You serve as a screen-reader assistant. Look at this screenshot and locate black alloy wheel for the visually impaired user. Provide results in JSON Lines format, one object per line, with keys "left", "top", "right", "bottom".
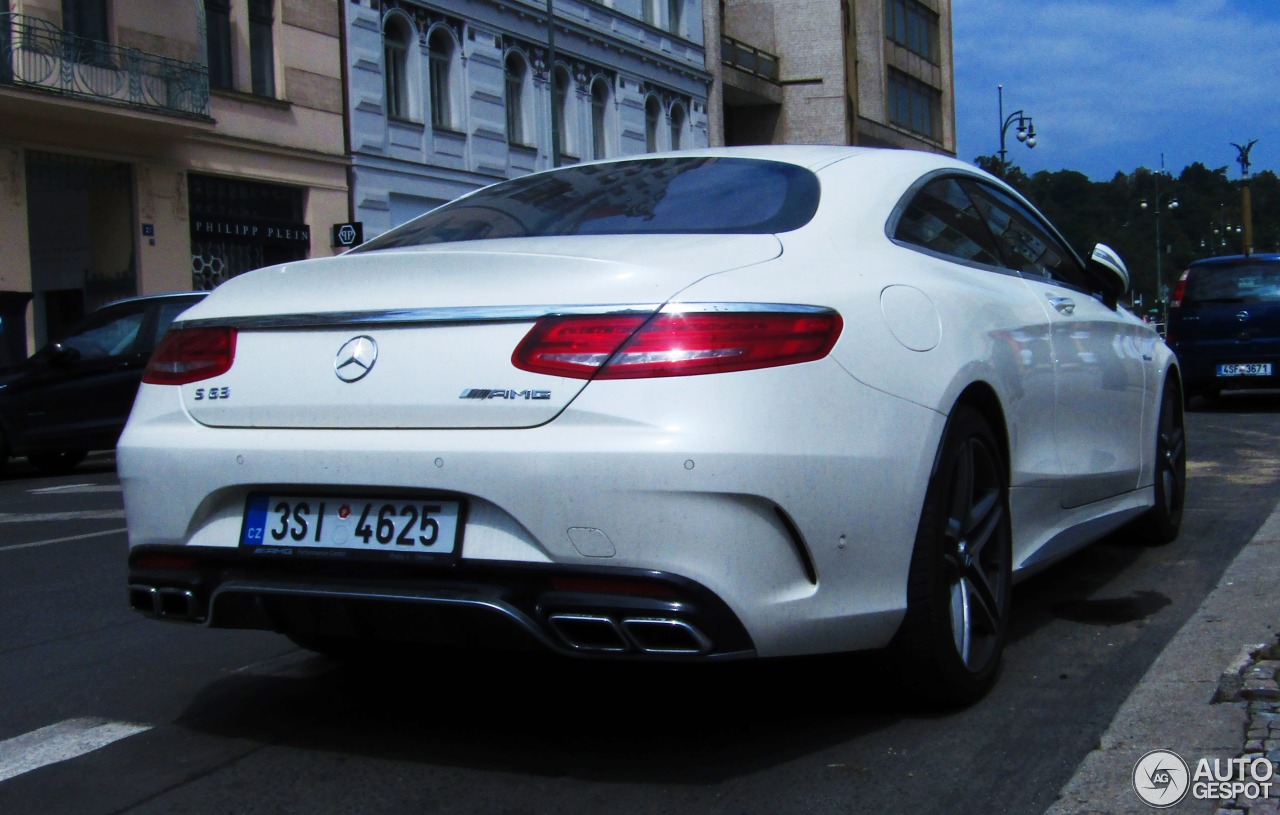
{"left": 1136, "top": 383, "right": 1186, "bottom": 544}
{"left": 892, "top": 405, "right": 1012, "bottom": 707}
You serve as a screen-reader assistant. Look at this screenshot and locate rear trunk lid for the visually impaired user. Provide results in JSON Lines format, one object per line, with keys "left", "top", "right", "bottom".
{"left": 177, "top": 235, "right": 781, "bottom": 429}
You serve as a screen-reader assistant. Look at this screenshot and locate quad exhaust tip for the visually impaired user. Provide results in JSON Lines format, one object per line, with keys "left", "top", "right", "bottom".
{"left": 548, "top": 613, "right": 712, "bottom": 655}
{"left": 129, "top": 584, "right": 199, "bottom": 620}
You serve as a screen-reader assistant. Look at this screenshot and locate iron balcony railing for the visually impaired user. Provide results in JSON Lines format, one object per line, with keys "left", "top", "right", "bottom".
{"left": 721, "top": 35, "right": 779, "bottom": 83}
{"left": 0, "top": 12, "right": 209, "bottom": 118}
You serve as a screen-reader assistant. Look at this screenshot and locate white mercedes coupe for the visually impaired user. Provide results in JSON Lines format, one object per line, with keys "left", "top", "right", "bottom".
{"left": 121, "top": 146, "right": 1184, "bottom": 705}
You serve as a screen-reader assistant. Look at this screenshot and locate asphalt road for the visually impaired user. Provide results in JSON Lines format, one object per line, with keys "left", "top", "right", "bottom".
{"left": 2, "top": 393, "right": 1279, "bottom": 815}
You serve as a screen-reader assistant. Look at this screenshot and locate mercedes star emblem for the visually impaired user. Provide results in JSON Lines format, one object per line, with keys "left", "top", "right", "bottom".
{"left": 335, "top": 336, "right": 378, "bottom": 382}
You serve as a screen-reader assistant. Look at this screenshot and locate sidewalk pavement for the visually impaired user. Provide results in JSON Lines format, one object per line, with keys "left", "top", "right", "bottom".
{"left": 1046, "top": 498, "right": 1280, "bottom": 815}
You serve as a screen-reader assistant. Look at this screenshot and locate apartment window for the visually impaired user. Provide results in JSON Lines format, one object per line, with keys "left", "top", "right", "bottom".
{"left": 249, "top": 0, "right": 275, "bottom": 96}
{"left": 669, "top": 102, "right": 686, "bottom": 150}
{"left": 62, "top": 0, "right": 110, "bottom": 65}
{"left": 888, "top": 68, "right": 940, "bottom": 141}
{"left": 204, "top": 0, "right": 232, "bottom": 89}
{"left": 429, "top": 27, "right": 456, "bottom": 130}
{"left": 554, "top": 65, "right": 574, "bottom": 158}
{"left": 384, "top": 14, "right": 411, "bottom": 120}
{"left": 885, "top": 0, "right": 939, "bottom": 64}
{"left": 591, "top": 78, "right": 612, "bottom": 160}
{"left": 667, "top": 0, "right": 683, "bottom": 36}
{"left": 644, "top": 96, "right": 661, "bottom": 152}
{"left": 642, "top": 0, "right": 658, "bottom": 26}
{"left": 505, "top": 52, "right": 532, "bottom": 145}
{"left": 62, "top": 0, "right": 108, "bottom": 40}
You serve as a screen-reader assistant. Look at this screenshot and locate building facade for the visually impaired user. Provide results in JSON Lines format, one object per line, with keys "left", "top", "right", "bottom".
{"left": 344, "top": 0, "right": 712, "bottom": 238}
{"left": 0, "top": 0, "right": 349, "bottom": 360}
{"left": 707, "top": 0, "right": 955, "bottom": 154}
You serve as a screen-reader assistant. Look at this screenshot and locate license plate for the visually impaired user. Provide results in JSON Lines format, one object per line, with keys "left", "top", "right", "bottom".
{"left": 1216, "top": 363, "right": 1273, "bottom": 377}
{"left": 241, "top": 493, "right": 461, "bottom": 557}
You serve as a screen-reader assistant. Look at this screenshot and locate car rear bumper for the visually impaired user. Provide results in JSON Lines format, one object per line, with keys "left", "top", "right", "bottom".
{"left": 128, "top": 548, "right": 756, "bottom": 659}
{"left": 119, "top": 363, "right": 943, "bottom": 659}
{"left": 1175, "top": 350, "right": 1280, "bottom": 392}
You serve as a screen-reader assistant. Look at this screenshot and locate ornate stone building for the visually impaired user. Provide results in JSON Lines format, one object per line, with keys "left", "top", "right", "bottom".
{"left": 344, "top": 0, "right": 711, "bottom": 237}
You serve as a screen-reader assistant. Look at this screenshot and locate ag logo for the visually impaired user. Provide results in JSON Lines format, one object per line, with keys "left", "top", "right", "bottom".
{"left": 1133, "top": 749, "right": 1190, "bottom": 808}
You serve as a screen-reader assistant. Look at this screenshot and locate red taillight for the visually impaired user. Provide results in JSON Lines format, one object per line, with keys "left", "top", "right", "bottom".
{"left": 143, "top": 327, "right": 237, "bottom": 385}
{"left": 1169, "top": 270, "right": 1189, "bottom": 310}
{"left": 512, "top": 311, "right": 843, "bottom": 379}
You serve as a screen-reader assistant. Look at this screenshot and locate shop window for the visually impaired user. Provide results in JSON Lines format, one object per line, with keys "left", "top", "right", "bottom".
{"left": 188, "top": 174, "right": 308, "bottom": 289}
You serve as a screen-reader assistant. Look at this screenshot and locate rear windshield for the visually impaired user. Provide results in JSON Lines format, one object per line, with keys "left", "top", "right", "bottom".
{"left": 1184, "top": 263, "right": 1280, "bottom": 305}
{"left": 354, "top": 157, "right": 821, "bottom": 251}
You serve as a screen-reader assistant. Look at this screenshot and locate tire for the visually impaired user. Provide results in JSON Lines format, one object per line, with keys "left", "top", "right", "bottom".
{"left": 891, "top": 405, "right": 1012, "bottom": 707}
{"left": 27, "top": 450, "right": 88, "bottom": 474}
{"left": 1133, "top": 382, "right": 1186, "bottom": 545}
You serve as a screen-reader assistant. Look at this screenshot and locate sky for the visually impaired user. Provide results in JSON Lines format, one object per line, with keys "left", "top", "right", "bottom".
{"left": 952, "top": 0, "right": 1280, "bottom": 181}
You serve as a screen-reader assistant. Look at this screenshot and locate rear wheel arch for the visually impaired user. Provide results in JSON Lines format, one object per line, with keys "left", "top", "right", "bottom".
{"left": 948, "top": 383, "right": 1011, "bottom": 482}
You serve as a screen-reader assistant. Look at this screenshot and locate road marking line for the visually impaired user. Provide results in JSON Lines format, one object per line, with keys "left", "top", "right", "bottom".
{"left": 28, "top": 484, "right": 122, "bottom": 495}
{"left": 0, "top": 718, "right": 151, "bottom": 783}
{"left": 0, "top": 510, "right": 126, "bottom": 523}
{"left": 0, "top": 527, "right": 127, "bottom": 552}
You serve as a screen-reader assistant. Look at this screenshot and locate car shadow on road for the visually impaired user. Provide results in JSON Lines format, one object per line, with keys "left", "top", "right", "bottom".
{"left": 174, "top": 642, "right": 952, "bottom": 784}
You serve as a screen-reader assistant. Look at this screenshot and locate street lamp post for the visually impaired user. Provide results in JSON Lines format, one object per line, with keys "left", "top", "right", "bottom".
{"left": 997, "top": 84, "right": 1036, "bottom": 178}
{"left": 1140, "top": 170, "right": 1178, "bottom": 320}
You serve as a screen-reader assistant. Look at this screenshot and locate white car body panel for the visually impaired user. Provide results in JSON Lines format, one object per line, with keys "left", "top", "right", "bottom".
{"left": 119, "top": 146, "right": 1179, "bottom": 667}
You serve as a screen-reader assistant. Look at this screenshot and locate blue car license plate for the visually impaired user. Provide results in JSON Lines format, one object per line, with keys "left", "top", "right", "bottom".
{"left": 241, "top": 493, "right": 461, "bottom": 557}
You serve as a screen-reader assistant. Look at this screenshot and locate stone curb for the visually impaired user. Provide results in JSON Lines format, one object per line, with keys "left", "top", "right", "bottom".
{"left": 1044, "top": 499, "right": 1280, "bottom": 815}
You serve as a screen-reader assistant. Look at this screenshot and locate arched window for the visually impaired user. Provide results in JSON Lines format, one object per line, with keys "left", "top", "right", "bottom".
{"left": 383, "top": 13, "right": 412, "bottom": 120}
{"left": 505, "top": 51, "right": 532, "bottom": 146}
{"left": 590, "top": 78, "right": 613, "bottom": 160}
{"left": 669, "top": 102, "right": 687, "bottom": 150}
{"left": 428, "top": 27, "right": 457, "bottom": 130}
{"left": 553, "top": 65, "right": 575, "bottom": 159}
{"left": 644, "top": 95, "right": 661, "bottom": 152}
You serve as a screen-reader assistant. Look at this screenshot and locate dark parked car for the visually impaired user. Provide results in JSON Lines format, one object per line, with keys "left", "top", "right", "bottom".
{"left": 0, "top": 292, "right": 205, "bottom": 474}
{"left": 1166, "top": 254, "right": 1280, "bottom": 404}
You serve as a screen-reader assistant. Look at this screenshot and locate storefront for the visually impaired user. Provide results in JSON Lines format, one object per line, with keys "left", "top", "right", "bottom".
{"left": 188, "top": 173, "right": 311, "bottom": 289}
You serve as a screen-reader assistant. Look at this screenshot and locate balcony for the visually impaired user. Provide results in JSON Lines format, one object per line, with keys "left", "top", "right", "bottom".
{"left": 0, "top": 12, "right": 209, "bottom": 120}
{"left": 721, "top": 35, "right": 779, "bottom": 82}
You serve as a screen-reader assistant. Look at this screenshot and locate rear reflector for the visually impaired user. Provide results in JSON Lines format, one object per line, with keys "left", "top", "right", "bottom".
{"left": 513, "top": 311, "right": 842, "bottom": 379}
{"left": 143, "top": 327, "right": 237, "bottom": 385}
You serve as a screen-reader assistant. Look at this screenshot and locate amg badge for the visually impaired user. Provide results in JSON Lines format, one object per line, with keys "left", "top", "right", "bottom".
{"left": 460, "top": 389, "right": 551, "bottom": 400}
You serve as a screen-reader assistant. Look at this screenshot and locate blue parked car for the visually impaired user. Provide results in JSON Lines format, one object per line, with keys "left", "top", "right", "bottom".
{"left": 1166, "top": 254, "right": 1280, "bottom": 404}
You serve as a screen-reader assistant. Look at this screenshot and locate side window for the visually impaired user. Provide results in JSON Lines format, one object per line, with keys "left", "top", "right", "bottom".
{"left": 893, "top": 177, "right": 1003, "bottom": 266}
{"left": 965, "top": 182, "right": 1086, "bottom": 287}
{"left": 59, "top": 307, "right": 147, "bottom": 360}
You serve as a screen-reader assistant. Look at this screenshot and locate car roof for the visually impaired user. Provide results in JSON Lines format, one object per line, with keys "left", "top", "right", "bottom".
{"left": 1187, "top": 254, "right": 1280, "bottom": 268}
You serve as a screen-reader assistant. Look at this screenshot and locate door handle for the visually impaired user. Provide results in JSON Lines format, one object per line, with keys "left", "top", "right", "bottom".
{"left": 1047, "top": 295, "right": 1075, "bottom": 315}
